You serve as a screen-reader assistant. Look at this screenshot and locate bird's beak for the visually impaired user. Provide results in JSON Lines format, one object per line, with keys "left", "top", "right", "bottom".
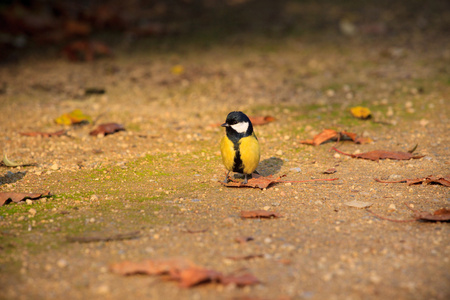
{"left": 221, "top": 123, "right": 229, "bottom": 127}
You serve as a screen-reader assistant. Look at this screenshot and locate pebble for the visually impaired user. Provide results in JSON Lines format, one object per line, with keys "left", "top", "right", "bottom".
{"left": 290, "top": 167, "right": 301, "bottom": 173}
{"left": 263, "top": 206, "right": 271, "bottom": 211}
{"left": 276, "top": 150, "right": 283, "bottom": 156}
{"left": 50, "top": 164, "right": 59, "bottom": 171}
{"left": 334, "top": 153, "right": 340, "bottom": 159}
{"left": 57, "top": 259, "right": 68, "bottom": 268}
{"left": 388, "top": 204, "right": 397, "bottom": 211}
{"left": 389, "top": 174, "right": 402, "bottom": 180}
{"left": 28, "top": 208, "right": 36, "bottom": 217}
{"left": 90, "top": 195, "right": 99, "bottom": 201}
{"left": 26, "top": 199, "right": 33, "bottom": 205}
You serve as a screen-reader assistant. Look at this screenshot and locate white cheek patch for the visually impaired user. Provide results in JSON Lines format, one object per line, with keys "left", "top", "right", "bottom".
{"left": 231, "top": 122, "right": 249, "bottom": 133}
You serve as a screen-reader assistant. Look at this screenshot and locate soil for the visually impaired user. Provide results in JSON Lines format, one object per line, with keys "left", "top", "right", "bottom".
{"left": 1, "top": 1, "right": 449, "bottom": 300}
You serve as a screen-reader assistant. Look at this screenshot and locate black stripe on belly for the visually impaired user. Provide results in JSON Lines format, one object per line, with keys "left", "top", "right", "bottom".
{"left": 232, "top": 148, "right": 244, "bottom": 173}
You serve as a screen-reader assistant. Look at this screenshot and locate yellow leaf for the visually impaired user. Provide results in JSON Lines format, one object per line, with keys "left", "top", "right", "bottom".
{"left": 350, "top": 106, "right": 371, "bottom": 119}
{"left": 171, "top": 65, "right": 184, "bottom": 75}
{"left": 55, "top": 109, "right": 92, "bottom": 125}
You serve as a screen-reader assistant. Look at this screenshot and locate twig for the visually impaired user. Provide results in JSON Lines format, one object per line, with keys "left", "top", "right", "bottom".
{"left": 225, "top": 254, "right": 264, "bottom": 260}
{"left": 366, "top": 209, "right": 417, "bottom": 223}
{"left": 66, "top": 231, "right": 141, "bottom": 243}
{"left": 184, "top": 228, "right": 209, "bottom": 234}
{"left": 374, "top": 178, "right": 407, "bottom": 184}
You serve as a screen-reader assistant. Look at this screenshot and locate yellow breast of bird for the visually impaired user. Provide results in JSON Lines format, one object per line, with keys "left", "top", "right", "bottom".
{"left": 220, "top": 135, "right": 235, "bottom": 171}
{"left": 239, "top": 133, "right": 260, "bottom": 174}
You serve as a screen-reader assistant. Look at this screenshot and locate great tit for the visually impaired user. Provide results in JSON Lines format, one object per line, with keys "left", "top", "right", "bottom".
{"left": 220, "top": 111, "right": 260, "bottom": 184}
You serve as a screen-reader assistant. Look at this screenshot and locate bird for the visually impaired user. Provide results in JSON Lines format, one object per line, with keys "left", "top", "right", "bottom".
{"left": 220, "top": 111, "right": 260, "bottom": 184}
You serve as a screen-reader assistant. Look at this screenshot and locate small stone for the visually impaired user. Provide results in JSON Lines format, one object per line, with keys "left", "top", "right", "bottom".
{"left": 28, "top": 208, "right": 37, "bottom": 217}
{"left": 419, "top": 119, "right": 429, "bottom": 126}
{"left": 90, "top": 195, "right": 99, "bottom": 201}
{"left": 95, "top": 284, "right": 110, "bottom": 295}
{"left": 264, "top": 237, "right": 272, "bottom": 244}
{"left": 50, "top": 164, "right": 59, "bottom": 171}
{"left": 276, "top": 150, "right": 283, "bottom": 156}
{"left": 57, "top": 259, "right": 68, "bottom": 268}
{"left": 26, "top": 199, "right": 33, "bottom": 205}
{"left": 290, "top": 167, "right": 301, "bottom": 173}
{"left": 223, "top": 217, "right": 235, "bottom": 225}
{"left": 389, "top": 174, "right": 402, "bottom": 180}
{"left": 334, "top": 153, "right": 341, "bottom": 159}
{"left": 388, "top": 204, "right": 396, "bottom": 211}
{"left": 386, "top": 106, "right": 394, "bottom": 117}
{"left": 263, "top": 206, "right": 271, "bottom": 211}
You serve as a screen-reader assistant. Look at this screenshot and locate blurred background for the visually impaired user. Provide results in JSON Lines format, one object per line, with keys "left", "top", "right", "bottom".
{"left": 1, "top": 0, "right": 449, "bottom": 63}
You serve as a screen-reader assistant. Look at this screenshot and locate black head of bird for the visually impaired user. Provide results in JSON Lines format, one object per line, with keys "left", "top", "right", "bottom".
{"left": 221, "top": 111, "right": 254, "bottom": 140}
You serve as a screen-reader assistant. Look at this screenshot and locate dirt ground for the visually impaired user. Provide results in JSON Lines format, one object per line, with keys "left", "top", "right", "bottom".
{"left": 1, "top": 1, "right": 450, "bottom": 300}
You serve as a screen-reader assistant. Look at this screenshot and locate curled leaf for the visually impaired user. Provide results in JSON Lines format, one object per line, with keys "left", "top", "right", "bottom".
{"left": 300, "top": 129, "right": 372, "bottom": 146}
{"left": 0, "top": 191, "right": 51, "bottom": 206}
{"left": 90, "top": 123, "right": 125, "bottom": 136}
{"left": 55, "top": 109, "right": 92, "bottom": 125}
{"left": 2, "top": 154, "right": 36, "bottom": 167}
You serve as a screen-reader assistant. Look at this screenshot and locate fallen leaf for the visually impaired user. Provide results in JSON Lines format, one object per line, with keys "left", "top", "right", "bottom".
{"left": 0, "top": 191, "right": 51, "bottom": 206}
{"left": 344, "top": 200, "right": 373, "bottom": 208}
{"left": 248, "top": 116, "right": 276, "bottom": 126}
{"left": 171, "top": 65, "right": 184, "bottom": 75}
{"left": 240, "top": 210, "right": 282, "bottom": 218}
{"left": 323, "top": 168, "right": 337, "bottom": 174}
{"left": 62, "top": 40, "right": 111, "bottom": 62}
{"left": 374, "top": 175, "right": 450, "bottom": 187}
{"left": 367, "top": 204, "right": 450, "bottom": 222}
{"left": 414, "top": 208, "right": 450, "bottom": 222}
{"left": 110, "top": 257, "right": 260, "bottom": 288}
{"left": 350, "top": 106, "right": 371, "bottom": 119}
{"left": 90, "top": 123, "right": 125, "bottom": 136}
{"left": 300, "top": 129, "right": 372, "bottom": 146}
{"left": 220, "top": 173, "right": 339, "bottom": 189}
{"left": 20, "top": 129, "right": 66, "bottom": 138}
{"left": 332, "top": 147, "right": 424, "bottom": 161}
{"left": 55, "top": 109, "right": 92, "bottom": 125}
{"left": 235, "top": 236, "right": 254, "bottom": 244}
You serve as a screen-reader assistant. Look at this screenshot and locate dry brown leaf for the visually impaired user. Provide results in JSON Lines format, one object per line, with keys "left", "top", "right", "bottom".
{"left": 248, "top": 116, "right": 276, "bottom": 126}
{"left": 220, "top": 174, "right": 339, "bottom": 189}
{"left": 300, "top": 129, "right": 372, "bottom": 146}
{"left": 235, "top": 236, "right": 254, "bottom": 244}
{"left": 414, "top": 208, "right": 450, "bottom": 222}
{"left": 375, "top": 175, "right": 450, "bottom": 187}
{"left": 332, "top": 147, "right": 424, "bottom": 161}
{"left": 62, "top": 40, "right": 112, "bottom": 62}
{"left": 90, "top": 123, "right": 125, "bottom": 136}
{"left": 110, "top": 257, "right": 260, "bottom": 288}
{"left": 240, "top": 210, "right": 282, "bottom": 218}
{"left": 20, "top": 129, "right": 66, "bottom": 138}
{"left": 367, "top": 204, "right": 450, "bottom": 222}
{"left": 0, "top": 191, "right": 51, "bottom": 206}
{"left": 323, "top": 168, "right": 337, "bottom": 174}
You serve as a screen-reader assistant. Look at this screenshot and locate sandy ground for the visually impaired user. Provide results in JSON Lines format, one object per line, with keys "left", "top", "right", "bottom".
{"left": 1, "top": 2, "right": 450, "bottom": 299}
